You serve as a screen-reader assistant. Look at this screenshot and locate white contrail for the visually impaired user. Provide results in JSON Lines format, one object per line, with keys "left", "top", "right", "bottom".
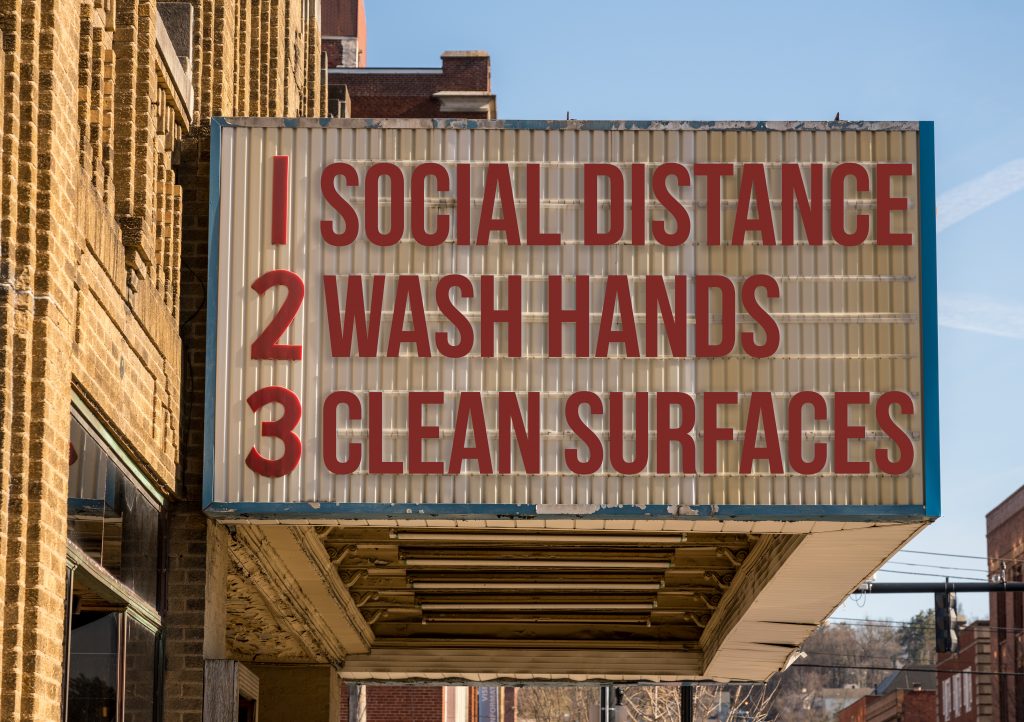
{"left": 939, "top": 294, "right": 1024, "bottom": 340}
{"left": 937, "top": 158, "right": 1024, "bottom": 232}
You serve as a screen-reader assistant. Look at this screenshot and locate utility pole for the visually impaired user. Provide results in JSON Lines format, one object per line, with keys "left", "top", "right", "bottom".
{"left": 600, "top": 686, "right": 615, "bottom": 722}
{"left": 680, "top": 685, "right": 694, "bottom": 722}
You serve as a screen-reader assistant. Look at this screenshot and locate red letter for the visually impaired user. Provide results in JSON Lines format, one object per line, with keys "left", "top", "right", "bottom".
{"left": 595, "top": 276, "right": 640, "bottom": 358}
{"left": 702, "top": 392, "right": 737, "bottom": 474}
{"left": 408, "top": 392, "right": 444, "bottom": 474}
{"left": 656, "top": 392, "right": 696, "bottom": 474}
{"left": 246, "top": 386, "right": 302, "bottom": 477}
{"left": 456, "top": 163, "right": 472, "bottom": 245}
{"left": 411, "top": 163, "right": 450, "bottom": 246}
{"left": 787, "top": 391, "right": 827, "bottom": 474}
{"left": 739, "top": 392, "right": 783, "bottom": 473}
{"left": 876, "top": 163, "right": 913, "bottom": 246}
{"left": 449, "top": 392, "right": 493, "bottom": 474}
{"left": 781, "top": 163, "right": 823, "bottom": 245}
{"left": 498, "top": 392, "right": 540, "bottom": 473}
{"left": 565, "top": 392, "right": 604, "bottom": 474}
{"left": 480, "top": 275, "right": 522, "bottom": 357}
{"left": 694, "top": 164, "right": 732, "bottom": 245}
{"left": 527, "top": 164, "right": 559, "bottom": 245}
{"left": 610, "top": 392, "right": 648, "bottom": 474}
{"left": 321, "top": 162, "right": 359, "bottom": 246}
{"left": 733, "top": 164, "right": 775, "bottom": 245}
{"left": 695, "top": 275, "right": 736, "bottom": 357}
{"left": 584, "top": 164, "right": 624, "bottom": 245}
{"left": 740, "top": 275, "right": 780, "bottom": 358}
{"left": 834, "top": 391, "right": 870, "bottom": 474}
{"left": 548, "top": 276, "right": 590, "bottom": 358}
{"left": 477, "top": 164, "right": 520, "bottom": 245}
{"left": 251, "top": 269, "right": 304, "bottom": 361}
{"left": 831, "top": 163, "right": 870, "bottom": 246}
{"left": 387, "top": 276, "right": 431, "bottom": 357}
{"left": 368, "top": 392, "right": 401, "bottom": 473}
{"left": 630, "top": 163, "right": 646, "bottom": 245}
{"left": 272, "top": 155, "right": 289, "bottom": 245}
{"left": 324, "top": 275, "right": 384, "bottom": 357}
{"left": 323, "top": 391, "right": 361, "bottom": 474}
{"left": 435, "top": 275, "right": 474, "bottom": 358}
{"left": 645, "top": 276, "right": 686, "bottom": 358}
{"left": 651, "top": 163, "right": 690, "bottom": 246}
{"left": 875, "top": 391, "right": 915, "bottom": 474}
{"left": 365, "top": 163, "right": 404, "bottom": 247}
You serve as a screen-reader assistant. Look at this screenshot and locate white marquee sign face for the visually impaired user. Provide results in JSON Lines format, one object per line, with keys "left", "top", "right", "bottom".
{"left": 204, "top": 119, "right": 938, "bottom": 520}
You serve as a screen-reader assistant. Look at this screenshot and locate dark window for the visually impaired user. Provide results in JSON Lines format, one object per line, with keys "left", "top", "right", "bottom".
{"left": 122, "top": 617, "right": 157, "bottom": 722}
{"left": 66, "top": 612, "right": 119, "bottom": 722}
{"left": 68, "top": 417, "right": 162, "bottom": 608}
{"left": 64, "top": 410, "right": 165, "bottom": 722}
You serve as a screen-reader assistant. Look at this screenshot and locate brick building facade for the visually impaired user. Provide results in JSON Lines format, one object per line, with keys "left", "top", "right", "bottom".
{"left": 1, "top": 0, "right": 323, "bottom": 710}
{"left": 937, "top": 622, "right": 993, "bottom": 722}
{"left": 986, "top": 486, "right": 1024, "bottom": 721}
{"left": 323, "top": 0, "right": 494, "bottom": 119}
{"left": 328, "top": 51, "right": 496, "bottom": 119}
{"left": 838, "top": 689, "right": 937, "bottom": 722}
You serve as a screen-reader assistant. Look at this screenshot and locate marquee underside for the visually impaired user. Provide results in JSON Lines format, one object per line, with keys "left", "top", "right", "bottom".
{"left": 220, "top": 518, "right": 925, "bottom": 682}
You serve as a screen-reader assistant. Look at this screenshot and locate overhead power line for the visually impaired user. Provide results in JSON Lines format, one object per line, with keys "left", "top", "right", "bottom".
{"left": 794, "top": 663, "right": 1024, "bottom": 679}
{"left": 885, "top": 561, "right": 991, "bottom": 575}
{"left": 898, "top": 549, "right": 1022, "bottom": 565}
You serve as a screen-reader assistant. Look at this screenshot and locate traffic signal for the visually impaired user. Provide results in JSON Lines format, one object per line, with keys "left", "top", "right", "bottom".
{"left": 935, "top": 591, "right": 959, "bottom": 654}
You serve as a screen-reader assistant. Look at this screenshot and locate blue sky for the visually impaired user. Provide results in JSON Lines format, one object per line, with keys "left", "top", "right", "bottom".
{"left": 367, "top": 0, "right": 1024, "bottom": 622}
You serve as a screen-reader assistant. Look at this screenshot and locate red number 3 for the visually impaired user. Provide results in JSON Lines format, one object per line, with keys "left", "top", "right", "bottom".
{"left": 246, "top": 386, "right": 302, "bottom": 477}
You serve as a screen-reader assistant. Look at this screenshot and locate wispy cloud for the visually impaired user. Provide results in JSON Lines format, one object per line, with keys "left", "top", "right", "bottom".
{"left": 939, "top": 294, "right": 1024, "bottom": 340}
{"left": 937, "top": 158, "right": 1024, "bottom": 232}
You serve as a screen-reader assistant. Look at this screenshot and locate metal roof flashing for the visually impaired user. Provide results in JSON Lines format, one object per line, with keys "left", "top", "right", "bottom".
{"left": 217, "top": 117, "right": 922, "bottom": 131}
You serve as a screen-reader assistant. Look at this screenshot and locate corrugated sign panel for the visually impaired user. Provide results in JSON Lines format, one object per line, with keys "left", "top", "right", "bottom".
{"left": 205, "top": 119, "right": 936, "bottom": 519}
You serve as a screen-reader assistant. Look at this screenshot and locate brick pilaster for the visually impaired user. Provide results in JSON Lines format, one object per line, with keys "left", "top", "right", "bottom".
{"left": 0, "top": 0, "right": 82, "bottom": 716}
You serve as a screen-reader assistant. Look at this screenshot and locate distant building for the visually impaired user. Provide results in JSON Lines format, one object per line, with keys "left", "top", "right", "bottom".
{"left": 322, "top": 0, "right": 495, "bottom": 119}
{"left": 937, "top": 621, "right": 993, "bottom": 722}
{"left": 986, "top": 486, "right": 1024, "bottom": 721}
{"left": 816, "top": 686, "right": 876, "bottom": 719}
{"left": 838, "top": 667, "right": 937, "bottom": 722}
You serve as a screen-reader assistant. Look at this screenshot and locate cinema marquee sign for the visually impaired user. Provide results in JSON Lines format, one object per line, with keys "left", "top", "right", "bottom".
{"left": 204, "top": 119, "right": 937, "bottom": 520}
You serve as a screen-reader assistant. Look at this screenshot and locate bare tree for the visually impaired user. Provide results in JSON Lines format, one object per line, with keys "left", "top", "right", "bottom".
{"left": 517, "top": 686, "right": 598, "bottom": 722}
{"left": 619, "top": 685, "right": 681, "bottom": 721}
{"left": 615, "top": 682, "right": 778, "bottom": 721}
{"left": 519, "top": 613, "right": 932, "bottom": 721}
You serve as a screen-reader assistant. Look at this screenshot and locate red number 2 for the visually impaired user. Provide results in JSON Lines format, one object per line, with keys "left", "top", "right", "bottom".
{"left": 246, "top": 386, "right": 302, "bottom": 477}
{"left": 251, "top": 269, "right": 304, "bottom": 360}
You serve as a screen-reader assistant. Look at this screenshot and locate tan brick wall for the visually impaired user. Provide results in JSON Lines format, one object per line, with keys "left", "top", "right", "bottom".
{"left": 0, "top": 0, "right": 323, "bottom": 715}
{"left": 0, "top": 0, "right": 81, "bottom": 716}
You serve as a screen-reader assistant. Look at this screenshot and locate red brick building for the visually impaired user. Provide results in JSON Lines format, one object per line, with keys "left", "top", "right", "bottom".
{"left": 986, "top": 486, "right": 1024, "bottom": 721}
{"left": 322, "top": 0, "right": 495, "bottom": 119}
{"left": 839, "top": 669, "right": 937, "bottom": 722}
{"left": 838, "top": 689, "right": 937, "bottom": 722}
{"left": 937, "top": 622, "right": 993, "bottom": 722}
{"left": 338, "top": 685, "right": 516, "bottom": 722}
